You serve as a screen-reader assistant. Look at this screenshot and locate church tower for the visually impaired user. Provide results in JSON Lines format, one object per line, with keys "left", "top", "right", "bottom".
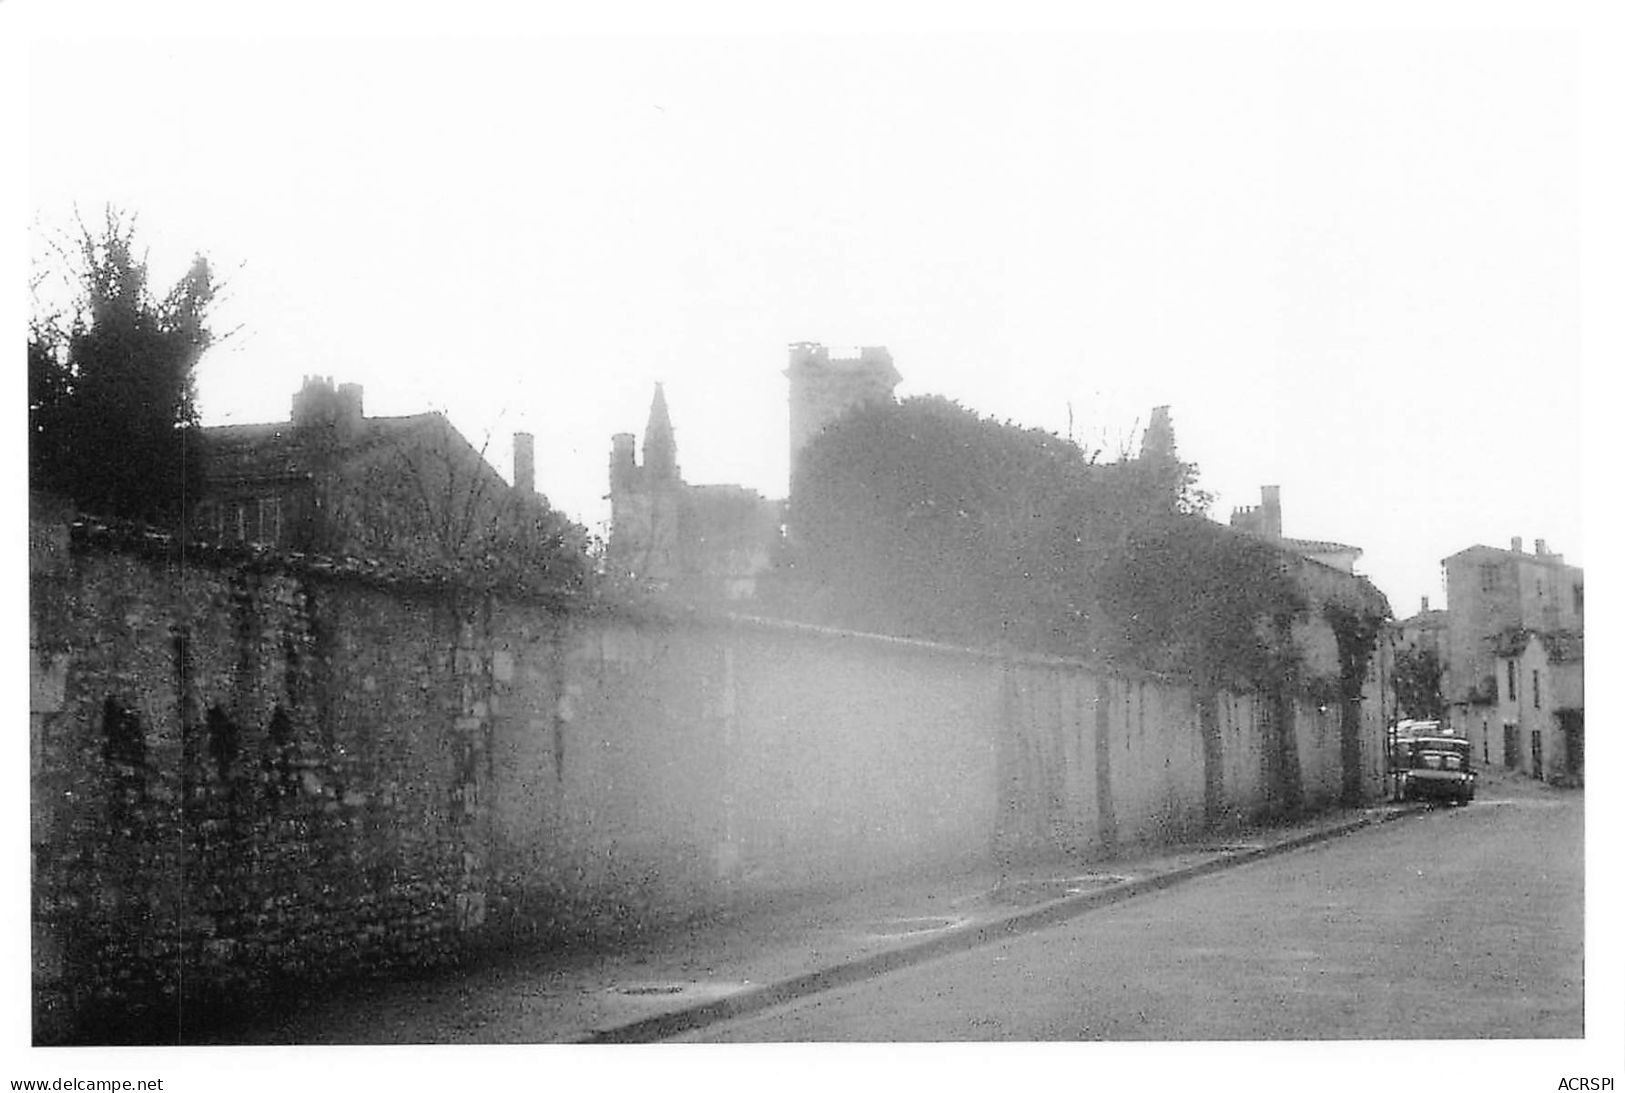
{"left": 606, "top": 383, "right": 685, "bottom": 583}
{"left": 785, "top": 342, "right": 901, "bottom": 490}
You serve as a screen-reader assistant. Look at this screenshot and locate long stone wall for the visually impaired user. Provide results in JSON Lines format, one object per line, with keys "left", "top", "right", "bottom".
{"left": 29, "top": 515, "right": 1388, "bottom": 1042}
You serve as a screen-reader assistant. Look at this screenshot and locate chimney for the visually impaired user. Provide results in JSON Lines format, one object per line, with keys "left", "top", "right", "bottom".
{"left": 514, "top": 432, "right": 535, "bottom": 495}
{"left": 1534, "top": 539, "right": 1548, "bottom": 556}
{"left": 291, "top": 374, "right": 331, "bottom": 429}
{"left": 292, "top": 376, "right": 364, "bottom": 440}
{"left": 1420, "top": 596, "right": 1430, "bottom": 613}
{"left": 1511, "top": 536, "right": 1523, "bottom": 553}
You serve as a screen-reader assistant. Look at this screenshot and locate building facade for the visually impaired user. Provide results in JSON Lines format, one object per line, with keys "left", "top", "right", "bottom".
{"left": 1486, "top": 629, "right": 1584, "bottom": 784}
{"left": 607, "top": 383, "right": 783, "bottom": 599}
{"left": 785, "top": 342, "right": 901, "bottom": 489}
{"left": 196, "top": 375, "right": 539, "bottom": 566}
{"left": 1441, "top": 538, "right": 1584, "bottom": 781}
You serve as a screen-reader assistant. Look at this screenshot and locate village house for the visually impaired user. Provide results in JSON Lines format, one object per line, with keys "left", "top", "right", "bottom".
{"left": 1229, "top": 485, "right": 1364, "bottom": 574}
{"left": 1383, "top": 595, "right": 1449, "bottom": 722}
{"left": 1392, "top": 595, "right": 1449, "bottom": 660}
{"left": 1440, "top": 537, "right": 1584, "bottom": 780}
{"left": 196, "top": 375, "right": 544, "bottom": 567}
{"left": 1488, "top": 628, "right": 1584, "bottom": 784}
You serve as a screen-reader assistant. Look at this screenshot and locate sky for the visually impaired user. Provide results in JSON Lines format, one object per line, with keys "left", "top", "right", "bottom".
{"left": 8, "top": 3, "right": 1623, "bottom": 1088}
{"left": 21, "top": 20, "right": 1589, "bottom": 620}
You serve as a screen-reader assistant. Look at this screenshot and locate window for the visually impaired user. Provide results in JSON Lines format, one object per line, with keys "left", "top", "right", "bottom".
{"left": 255, "top": 496, "right": 282, "bottom": 545}
{"left": 1480, "top": 563, "right": 1503, "bottom": 592}
{"left": 1506, "top": 660, "right": 1517, "bottom": 702}
{"left": 1532, "top": 669, "right": 1541, "bottom": 710}
{"left": 1574, "top": 583, "right": 1584, "bottom": 616}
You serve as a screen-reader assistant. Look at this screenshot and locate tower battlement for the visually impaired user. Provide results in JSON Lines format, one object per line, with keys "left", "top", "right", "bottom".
{"left": 785, "top": 341, "right": 902, "bottom": 487}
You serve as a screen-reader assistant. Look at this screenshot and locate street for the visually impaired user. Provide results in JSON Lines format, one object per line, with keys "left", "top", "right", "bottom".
{"left": 682, "top": 776, "right": 1583, "bottom": 1041}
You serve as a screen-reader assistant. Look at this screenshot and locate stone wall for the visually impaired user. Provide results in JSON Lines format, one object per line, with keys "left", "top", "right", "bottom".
{"left": 30, "top": 513, "right": 1387, "bottom": 1043}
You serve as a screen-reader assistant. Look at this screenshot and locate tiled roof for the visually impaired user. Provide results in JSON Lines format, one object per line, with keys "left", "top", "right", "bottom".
{"left": 200, "top": 414, "right": 442, "bottom": 482}
{"left": 1282, "top": 536, "right": 1361, "bottom": 557}
{"left": 1442, "top": 543, "right": 1577, "bottom": 571}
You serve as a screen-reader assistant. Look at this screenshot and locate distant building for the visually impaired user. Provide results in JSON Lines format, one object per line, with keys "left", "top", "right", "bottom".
{"left": 197, "top": 375, "right": 539, "bottom": 565}
{"left": 1228, "top": 485, "right": 1364, "bottom": 573}
{"left": 1393, "top": 596, "right": 1449, "bottom": 660}
{"left": 1385, "top": 595, "right": 1449, "bottom": 722}
{"left": 607, "top": 383, "right": 783, "bottom": 599}
{"left": 785, "top": 342, "right": 901, "bottom": 488}
{"left": 1487, "top": 628, "right": 1584, "bottom": 784}
{"left": 1441, "top": 537, "right": 1584, "bottom": 780}
{"left": 607, "top": 343, "right": 905, "bottom": 601}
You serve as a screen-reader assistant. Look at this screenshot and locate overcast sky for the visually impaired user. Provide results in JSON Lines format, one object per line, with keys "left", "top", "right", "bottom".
{"left": 25, "top": 27, "right": 1586, "bottom": 617}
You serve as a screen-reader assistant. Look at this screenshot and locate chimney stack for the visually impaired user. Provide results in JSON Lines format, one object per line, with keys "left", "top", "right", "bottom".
{"left": 292, "top": 375, "right": 363, "bottom": 441}
{"left": 1420, "top": 596, "right": 1430, "bottom": 613}
{"left": 1511, "top": 536, "right": 1523, "bottom": 553}
{"left": 1534, "top": 538, "right": 1548, "bottom": 556}
{"left": 514, "top": 432, "right": 535, "bottom": 495}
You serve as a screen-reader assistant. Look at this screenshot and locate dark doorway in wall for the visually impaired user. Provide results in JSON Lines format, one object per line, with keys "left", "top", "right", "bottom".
{"left": 1558, "top": 709, "right": 1584, "bottom": 784}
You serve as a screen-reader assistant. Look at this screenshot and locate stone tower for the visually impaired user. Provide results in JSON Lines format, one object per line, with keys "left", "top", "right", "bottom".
{"left": 785, "top": 342, "right": 902, "bottom": 489}
{"left": 1140, "top": 405, "right": 1177, "bottom": 463}
{"left": 1229, "top": 484, "right": 1283, "bottom": 540}
{"left": 606, "top": 383, "right": 684, "bottom": 582}
{"left": 642, "top": 382, "right": 678, "bottom": 484}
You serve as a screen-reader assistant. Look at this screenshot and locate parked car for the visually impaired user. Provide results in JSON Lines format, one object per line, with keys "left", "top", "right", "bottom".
{"left": 1391, "top": 731, "right": 1476, "bottom": 805}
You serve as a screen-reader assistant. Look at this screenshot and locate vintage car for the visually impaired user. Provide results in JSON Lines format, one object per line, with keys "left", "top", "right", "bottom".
{"left": 1391, "top": 729, "right": 1476, "bottom": 805}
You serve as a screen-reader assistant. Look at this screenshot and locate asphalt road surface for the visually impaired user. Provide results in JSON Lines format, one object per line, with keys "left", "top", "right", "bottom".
{"left": 682, "top": 780, "right": 1583, "bottom": 1041}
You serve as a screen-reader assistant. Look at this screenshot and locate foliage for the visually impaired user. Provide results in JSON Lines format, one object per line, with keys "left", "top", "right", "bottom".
{"left": 1095, "top": 513, "right": 1305, "bottom": 688}
{"left": 477, "top": 498, "right": 598, "bottom": 595}
{"left": 341, "top": 417, "right": 595, "bottom": 593}
{"left": 786, "top": 397, "right": 1108, "bottom": 647}
{"left": 782, "top": 396, "right": 1308, "bottom": 684}
{"left": 1322, "top": 600, "right": 1386, "bottom": 700}
{"left": 30, "top": 209, "right": 219, "bottom": 524}
{"left": 1391, "top": 644, "right": 1445, "bottom": 720}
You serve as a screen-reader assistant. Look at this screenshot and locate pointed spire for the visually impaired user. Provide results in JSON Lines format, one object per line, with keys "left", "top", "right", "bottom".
{"left": 643, "top": 382, "right": 677, "bottom": 482}
{"left": 1140, "top": 405, "right": 1177, "bottom": 463}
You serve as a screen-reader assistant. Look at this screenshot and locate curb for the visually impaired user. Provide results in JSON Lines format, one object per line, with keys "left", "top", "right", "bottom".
{"left": 579, "top": 804, "right": 1428, "bottom": 1043}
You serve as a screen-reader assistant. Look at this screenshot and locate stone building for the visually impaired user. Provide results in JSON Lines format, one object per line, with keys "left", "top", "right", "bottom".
{"left": 1229, "top": 485, "right": 1363, "bottom": 573}
{"left": 1441, "top": 537, "right": 1584, "bottom": 779}
{"left": 1392, "top": 596, "right": 1449, "bottom": 660}
{"left": 606, "top": 343, "right": 903, "bottom": 600}
{"left": 196, "top": 375, "right": 540, "bottom": 565}
{"left": 1486, "top": 628, "right": 1584, "bottom": 784}
{"left": 1384, "top": 596, "right": 1449, "bottom": 722}
{"left": 607, "top": 383, "right": 783, "bottom": 599}
{"left": 1393, "top": 595, "right": 1447, "bottom": 650}
{"left": 785, "top": 342, "right": 902, "bottom": 488}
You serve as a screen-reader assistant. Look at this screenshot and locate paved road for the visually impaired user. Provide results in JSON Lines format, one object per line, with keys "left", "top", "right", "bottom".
{"left": 682, "top": 783, "right": 1583, "bottom": 1041}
